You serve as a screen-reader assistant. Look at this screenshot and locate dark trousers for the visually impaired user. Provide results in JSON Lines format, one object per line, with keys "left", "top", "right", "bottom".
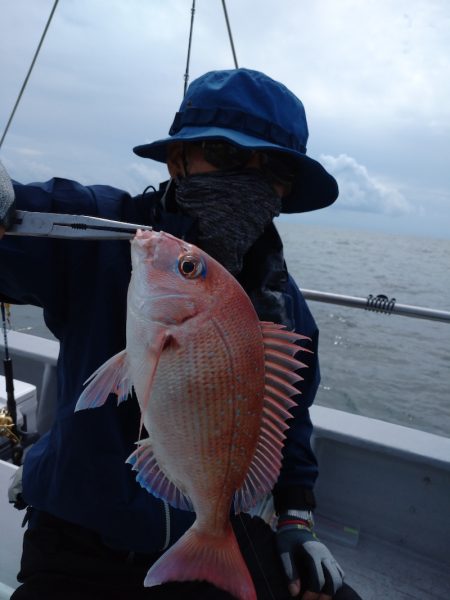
{"left": 11, "top": 510, "right": 362, "bottom": 600}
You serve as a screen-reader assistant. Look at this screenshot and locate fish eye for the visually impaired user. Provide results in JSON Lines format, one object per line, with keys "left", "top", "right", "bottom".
{"left": 178, "top": 254, "right": 203, "bottom": 279}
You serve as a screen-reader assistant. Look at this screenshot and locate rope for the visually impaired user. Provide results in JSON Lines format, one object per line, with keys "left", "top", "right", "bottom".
{"left": 0, "top": 0, "right": 60, "bottom": 150}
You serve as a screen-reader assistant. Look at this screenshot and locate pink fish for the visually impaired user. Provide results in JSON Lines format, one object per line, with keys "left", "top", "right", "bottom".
{"left": 76, "top": 229, "right": 309, "bottom": 600}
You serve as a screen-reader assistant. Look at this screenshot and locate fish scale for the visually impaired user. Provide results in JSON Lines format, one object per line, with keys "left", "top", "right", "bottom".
{"left": 76, "top": 229, "right": 310, "bottom": 600}
{"left": 147, "top": 316, "right": 263, "bottom": 502}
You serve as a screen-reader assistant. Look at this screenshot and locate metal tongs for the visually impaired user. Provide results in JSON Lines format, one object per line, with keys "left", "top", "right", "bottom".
{"left": 5, "top": 210, "right": 152, "bottom": 240}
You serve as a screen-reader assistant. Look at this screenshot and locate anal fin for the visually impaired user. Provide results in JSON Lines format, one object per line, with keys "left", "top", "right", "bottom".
{"left": 127, "top": 439, "right": 193, "bottom": 511}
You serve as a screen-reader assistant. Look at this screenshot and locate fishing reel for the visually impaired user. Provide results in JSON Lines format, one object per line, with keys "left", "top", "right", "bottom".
{"left": 0, "top": 406, "right": 40, "bottom": 466}
{"left": 0, "top": 406, "right": 20, "bottom": 444}
{"left": 0, "top": 406, "right": 24, "bottom": 465}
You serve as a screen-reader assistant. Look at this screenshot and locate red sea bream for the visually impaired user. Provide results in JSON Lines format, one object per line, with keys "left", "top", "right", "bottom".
{"left": 76, "top": 229, "right": 309, "bottom": 600}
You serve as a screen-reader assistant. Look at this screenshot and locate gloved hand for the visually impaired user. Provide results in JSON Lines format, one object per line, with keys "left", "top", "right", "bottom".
{"left": 276, "top": 510, "right": 344, "bottom": 599}
{"left": 0, "top": 159, "right": 16, "bottom": 237}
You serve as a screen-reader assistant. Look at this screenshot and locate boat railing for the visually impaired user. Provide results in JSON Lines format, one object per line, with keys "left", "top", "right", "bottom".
{"left": 0, "top": 290, "right": 448, "bottom": 437}
{"left": 301, "top": 289, "right": 450, "bottom": 324}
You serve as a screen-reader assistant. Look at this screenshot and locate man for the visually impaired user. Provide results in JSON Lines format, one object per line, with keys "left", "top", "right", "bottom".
{"left": 0, "top": 68, "right": 362, "bottom": 599}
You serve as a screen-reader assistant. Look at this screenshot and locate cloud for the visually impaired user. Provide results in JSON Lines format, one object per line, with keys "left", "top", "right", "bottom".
{"left": 1, "top": 0, "right": 447, "bottom": 237}
{"left": 321, "top": 154, "right": 413, "bottom": 216}
{"left": 4, "top": 149, "right": 54, "bottom": 183}
{"left": 123, "top": 161, "right": 168, "bottom": 196}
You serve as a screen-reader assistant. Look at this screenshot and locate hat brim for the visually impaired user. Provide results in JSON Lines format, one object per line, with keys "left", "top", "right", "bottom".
{"left": 133, "top": 127, "right": 338, "bottom": 213}
{"left": 133, "top": 126, "right": 300, "bottom": 161}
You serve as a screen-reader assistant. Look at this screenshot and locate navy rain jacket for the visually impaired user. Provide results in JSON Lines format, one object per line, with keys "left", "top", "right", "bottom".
{"left": 0, "top": 178, "right": 319, "bottom": 553}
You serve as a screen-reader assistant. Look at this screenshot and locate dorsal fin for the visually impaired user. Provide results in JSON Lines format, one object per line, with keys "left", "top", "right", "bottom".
{"left": 234, "top": 322, "right": 310, "bottom": 513}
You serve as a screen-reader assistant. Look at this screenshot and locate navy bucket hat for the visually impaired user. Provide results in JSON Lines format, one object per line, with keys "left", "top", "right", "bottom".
{"left": 133, "top": 68, "right": 338, "bottom": 213}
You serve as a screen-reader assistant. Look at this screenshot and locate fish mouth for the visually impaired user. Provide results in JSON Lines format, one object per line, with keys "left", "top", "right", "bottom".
{"left": 133, "top": 229, "right": 191, "bottom": 253}
{"left": 135, "top": 229, "right": 155, "bottom": 241}
{"left": 132, "top": 229, "right": 159, "bottom": 252}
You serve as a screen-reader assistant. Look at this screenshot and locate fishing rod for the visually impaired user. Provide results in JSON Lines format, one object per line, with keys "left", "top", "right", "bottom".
{"left": 0, "top": 303, "right": 40, "bottom": 465}
{"left": 0, "top": 302, "right": 23, "bottom": 465}
{"left": 1, "top": 304, "right": 16, "bottom": 426}
{"left": 0, "top": 0, "right": 58, "bottom": 464}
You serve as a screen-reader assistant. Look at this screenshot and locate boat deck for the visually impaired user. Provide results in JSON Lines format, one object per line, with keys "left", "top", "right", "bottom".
{"left": 312, "top": 405, "right": 450, "bottom": 599}
{"left": 2, "top": 460, "right": 449, "bottom": 600}
{"left": 324, "top": 530, "right": 449, "bottom": 599}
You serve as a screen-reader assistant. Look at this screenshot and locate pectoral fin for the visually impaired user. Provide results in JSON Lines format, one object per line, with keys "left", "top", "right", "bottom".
{"left": 75, "top": 350, "right": 132, "bottom": 410}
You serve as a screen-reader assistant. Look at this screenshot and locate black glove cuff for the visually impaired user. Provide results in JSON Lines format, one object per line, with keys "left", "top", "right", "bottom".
{"left": 272, "top": 485, "right": 316, "bottom": 514}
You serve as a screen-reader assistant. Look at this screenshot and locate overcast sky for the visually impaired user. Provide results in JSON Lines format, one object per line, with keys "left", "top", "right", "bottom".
{"left": 1, "top": 0, "right": 449, "bottom": 238}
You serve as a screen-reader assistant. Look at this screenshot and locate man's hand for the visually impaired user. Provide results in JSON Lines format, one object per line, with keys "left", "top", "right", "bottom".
{"left": 276, "top": 511, "right": 344, "bottom": 599}
{"left": 0, "top": 225, "right": 5, "bottom": 239}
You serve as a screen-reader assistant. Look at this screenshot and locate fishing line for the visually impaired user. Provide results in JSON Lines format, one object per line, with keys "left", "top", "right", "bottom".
{"left": 237, "top": 511, "right": 278, "bottom": 600}
{"left": 180, "top": 3, "right": 275, "bottom": 595}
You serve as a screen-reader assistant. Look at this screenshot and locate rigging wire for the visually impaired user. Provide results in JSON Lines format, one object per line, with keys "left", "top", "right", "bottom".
{"left": 183, "top": 0, "right": 239, "bottom": 97}
{"left": 221, "top": 0, "right": 239, "bottom": 68}
{"left": 183, "top": 0, "right": 197, "bottom": 97}
{"left": 0, "top": 0, "right": 60, "bottom": 150}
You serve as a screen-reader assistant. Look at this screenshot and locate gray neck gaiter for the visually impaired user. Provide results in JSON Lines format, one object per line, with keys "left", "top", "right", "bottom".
{"left": 175, "top": 169, "right": 281, "bottom": 275}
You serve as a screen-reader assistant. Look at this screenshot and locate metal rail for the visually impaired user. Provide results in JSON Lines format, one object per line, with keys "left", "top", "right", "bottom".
{"left": 301, "top": 289, "right": 450, "bottom": 324}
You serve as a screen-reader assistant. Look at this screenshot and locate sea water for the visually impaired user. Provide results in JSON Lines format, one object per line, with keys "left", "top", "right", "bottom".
{"left": 279, "top": 221, "right": 450, "bottom": 438}
{"left": 3, "top": 223, "right": 450, "bottom": 438}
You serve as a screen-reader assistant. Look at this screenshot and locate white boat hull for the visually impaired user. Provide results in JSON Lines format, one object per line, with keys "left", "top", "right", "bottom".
{"left": 1, "top": 331, "right": 449, "bottom": 598}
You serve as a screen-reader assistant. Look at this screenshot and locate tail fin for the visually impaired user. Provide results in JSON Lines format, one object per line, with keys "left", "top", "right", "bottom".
{"left": 145, "top": 524, "right": 256, "bottom": 600}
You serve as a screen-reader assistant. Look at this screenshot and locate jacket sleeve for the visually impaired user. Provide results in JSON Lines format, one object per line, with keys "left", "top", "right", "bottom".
{"left": 0, "top": 178, "right": 129, "bottom": 335}
{"left": 272, "top": 274, "right": 320, "bottom": 512}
